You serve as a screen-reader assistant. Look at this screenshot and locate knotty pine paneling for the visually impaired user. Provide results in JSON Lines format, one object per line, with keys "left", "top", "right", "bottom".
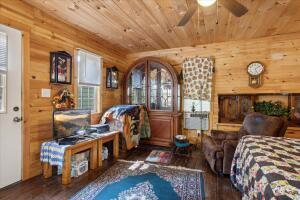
{"left": 24, "top": 0, "right": 300, "bottom": 53}
{"left": 0, "top": 0, "right": 128, "bottom": 179}
{"left": 128, "top": 32, "right": 300, "bottom": 139}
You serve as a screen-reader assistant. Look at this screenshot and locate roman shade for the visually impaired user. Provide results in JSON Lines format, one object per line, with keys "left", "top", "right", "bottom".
{"left": 78, "top": 49, "right": 102, "bottom": 86}
{"left": 182, "top": 57, "right": 214, "bottom": 101}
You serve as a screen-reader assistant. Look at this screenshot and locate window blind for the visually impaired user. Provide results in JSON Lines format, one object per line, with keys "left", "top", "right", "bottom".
{"left": 78, "top": 50, "right": 101, "bottom": 86}
{"left": 0, "top": 32, "right": 7, "bottom": 73}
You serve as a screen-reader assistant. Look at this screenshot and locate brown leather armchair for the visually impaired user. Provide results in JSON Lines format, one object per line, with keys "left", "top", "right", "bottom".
{"left": 202, "top": 112, "right": 288, "bottom": 174}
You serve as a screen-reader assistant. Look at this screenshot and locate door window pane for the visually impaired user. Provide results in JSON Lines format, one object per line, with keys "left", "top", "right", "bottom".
{"left": 127, "top": 63, "right": 146, "bottom": 105}
{"left": 0, "top": 73, "right": 6, "bottom": 113}
{"left": 149, "top": 62, "right": 173, "bottom": 110}
{"left": 0, "top": 32, "right": 7, "bottom": 71}
{"left": 0, "top": 32, "right": 7, "bottom": 113}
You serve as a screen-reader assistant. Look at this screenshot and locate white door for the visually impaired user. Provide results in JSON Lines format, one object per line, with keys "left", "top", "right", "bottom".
{"left": 0, "top": 25, "right": 22, "bottom": 188}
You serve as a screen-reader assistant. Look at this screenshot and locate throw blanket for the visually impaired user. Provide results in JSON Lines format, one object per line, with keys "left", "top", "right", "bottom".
{"left": 100, "top": 105, "right": 151, "bottom": 150}
{"left": 40, "top": 141, "right": 69, "bottom": 167}
{"left": 231, "top": 135, "right": 300, "bottom": 200}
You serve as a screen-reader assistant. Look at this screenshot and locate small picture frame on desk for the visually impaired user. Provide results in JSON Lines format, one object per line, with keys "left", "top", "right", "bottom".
{"left": 50, "top": 51, "right": 72, "bottom": 84}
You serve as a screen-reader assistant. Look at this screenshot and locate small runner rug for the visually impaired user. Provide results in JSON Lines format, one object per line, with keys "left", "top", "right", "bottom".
{"left": 71, "top": 160, "right": 205, "bottom": 200}
{"left": 145, "top": 150, "right": 173, "bottom": 164}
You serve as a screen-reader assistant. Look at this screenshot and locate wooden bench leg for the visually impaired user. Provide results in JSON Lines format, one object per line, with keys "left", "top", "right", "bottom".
{"left": 173, "top": 146, "right": 178, "bottom": 154}
{"left": 43, "top": 162, "right": 52, "bottom": 178}
{"left": 62, "top": 149, "right": 71, "bottom": 185}
{"left": 90, "top": 141, "right": 97, "bottom": 170}
{"left": 113, "top": 133, "right": 119, "bottom": 159}
{"left": 189, "top": 145, "right": 193, "bottom": 156}
{"left": 98, "top": 140, "right": 103, "bottom": 167}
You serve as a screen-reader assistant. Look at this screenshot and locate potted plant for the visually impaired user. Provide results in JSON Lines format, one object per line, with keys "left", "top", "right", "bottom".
{"left": 253, "top": 101, "right": 291, "bottom": 119}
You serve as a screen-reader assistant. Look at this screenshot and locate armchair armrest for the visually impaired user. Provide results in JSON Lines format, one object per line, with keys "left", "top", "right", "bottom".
{"left": 202, "top": 135, "right": 225, "bottom": 174}
{"left": 222, "top": 139, "right": 239, "bottom": 174}
{"left": 203, "top": 136, "right": 223, "bottom": 152}
{"left": 210, "top": 130, "right": 239, "bottom": 140}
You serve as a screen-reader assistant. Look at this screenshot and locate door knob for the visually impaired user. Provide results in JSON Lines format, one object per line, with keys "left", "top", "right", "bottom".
{"left": 13, "top": 117, "right": 22, "bottom": 123}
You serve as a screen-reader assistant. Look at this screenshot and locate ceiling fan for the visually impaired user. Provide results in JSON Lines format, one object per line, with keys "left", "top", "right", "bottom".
{"left": 177, "top": 0, "right": 248, "bottom": 26}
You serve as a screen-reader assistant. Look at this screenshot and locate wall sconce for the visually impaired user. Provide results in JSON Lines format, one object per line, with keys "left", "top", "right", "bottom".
{"left": 106, "top": 66, "right": 119, "bottom": 89}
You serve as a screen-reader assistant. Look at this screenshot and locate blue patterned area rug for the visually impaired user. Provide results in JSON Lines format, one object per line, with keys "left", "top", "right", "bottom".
{"left": 71, "top": 160, "right": 205, "bottom": 200}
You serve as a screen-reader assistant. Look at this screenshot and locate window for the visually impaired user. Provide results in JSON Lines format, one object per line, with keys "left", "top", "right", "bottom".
{"left": 77, "top": 49, "right": 102, "bottom": 113}
{"left": 78, "top": 85, "right": 97, "bottom": 111}
{"left": 0, "top": 32, "right": 7, "bottom": 113}
{"left": 184, "top": 98, "right": 210, "bottom": 112}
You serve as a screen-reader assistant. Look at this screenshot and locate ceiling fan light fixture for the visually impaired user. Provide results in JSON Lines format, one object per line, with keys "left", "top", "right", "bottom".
{"left": 197, "top": 0, "right": 217, "bottom": 7}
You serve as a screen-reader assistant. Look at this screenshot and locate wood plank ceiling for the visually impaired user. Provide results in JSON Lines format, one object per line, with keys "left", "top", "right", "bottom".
{"left": 24, "top": 0, "right": 300, "bottom": 54}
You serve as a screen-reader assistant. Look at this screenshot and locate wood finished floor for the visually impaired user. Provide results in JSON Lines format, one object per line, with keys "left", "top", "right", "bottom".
{"left": 0, "top": 145, "right": 241, "bottom": 200}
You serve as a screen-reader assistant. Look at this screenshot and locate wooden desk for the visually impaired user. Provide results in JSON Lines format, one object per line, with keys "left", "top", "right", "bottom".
{"left": 97, "top": 131, "right": 119, "bottom": 167}
{"left": 42, "top": 131, "right": 120, "bottom": 185}
{"left": 42, "top": 139, "right": 98, "bottom": 185}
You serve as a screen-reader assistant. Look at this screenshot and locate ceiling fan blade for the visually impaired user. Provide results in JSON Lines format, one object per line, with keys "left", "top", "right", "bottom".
{"left": 219, "top": 0, "right": 248, "bottom": 17}
{"left": 177, "top": 1, "right": 198, "bottom": 26}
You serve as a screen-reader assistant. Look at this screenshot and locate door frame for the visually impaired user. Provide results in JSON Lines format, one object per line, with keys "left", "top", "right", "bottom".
{"left": 21, "top": 30, "right": 31, "bottom": 180}
{"left": 0, "top": 19, "right": 31, "bottom": 180}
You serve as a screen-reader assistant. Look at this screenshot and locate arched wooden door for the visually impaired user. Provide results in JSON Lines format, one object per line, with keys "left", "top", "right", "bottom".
{"left": 125, "top": 58, "right": 181, "bottom": 146}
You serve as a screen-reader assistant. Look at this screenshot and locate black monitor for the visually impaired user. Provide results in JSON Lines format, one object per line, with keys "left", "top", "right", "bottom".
{"left": 53, "top": 109, "right": 91, "bottom": 140}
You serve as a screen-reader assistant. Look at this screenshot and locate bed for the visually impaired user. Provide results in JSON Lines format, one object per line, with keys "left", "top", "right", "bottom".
{"left": 231, "top": 135, "right": 300, "bottom": 200}
{"left": 100, "top": 105, "right": 151, "bottom": 151}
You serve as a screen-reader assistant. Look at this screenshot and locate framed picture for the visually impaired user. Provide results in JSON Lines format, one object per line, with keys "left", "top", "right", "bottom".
{"left": 50, "top": 51, "right": 72, "bottom": 84}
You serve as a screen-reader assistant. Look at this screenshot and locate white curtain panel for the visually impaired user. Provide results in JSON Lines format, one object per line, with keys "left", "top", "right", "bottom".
{"left": 182, "top": 57, "right": 214, "bottom": 101}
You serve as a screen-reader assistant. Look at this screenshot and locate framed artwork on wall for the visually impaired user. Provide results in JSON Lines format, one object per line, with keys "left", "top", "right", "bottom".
{"left": 50, "top": 51, "right": 72, "bottom": 84}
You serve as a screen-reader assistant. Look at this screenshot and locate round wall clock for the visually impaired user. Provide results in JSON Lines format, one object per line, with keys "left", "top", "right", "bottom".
{"left": 247, "top": 62, "right": 264, "bottom": 76}
{"left": 247, "top": 61, "right": 264, "bottom": 88}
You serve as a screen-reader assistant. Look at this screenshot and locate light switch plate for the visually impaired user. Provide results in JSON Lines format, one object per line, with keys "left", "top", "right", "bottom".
{"left": 41, "top": 88, "right": 51, "bottom": 98}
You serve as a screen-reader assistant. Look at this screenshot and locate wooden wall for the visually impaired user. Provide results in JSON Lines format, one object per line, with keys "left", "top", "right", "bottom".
{"left": 127, "top": 32, "right": 300, "bottom": 139}
{"left": 2, "top": 0, "right": 300, "bottom": 180}
{"left": 0, "top": 0, "right": 128, "bottom": 179}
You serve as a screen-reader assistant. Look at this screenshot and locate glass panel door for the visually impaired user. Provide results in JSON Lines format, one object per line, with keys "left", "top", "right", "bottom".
{"left": 127, "top": 62, "right": 146, "bottom": 105}
{"left": 149, "top": 61, "right": 173, "bottom": 110}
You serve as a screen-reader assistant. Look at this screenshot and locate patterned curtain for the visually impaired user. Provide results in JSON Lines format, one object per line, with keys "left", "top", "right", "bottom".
{"left": 182, "top": 57, "right": 214, "bottom": 101}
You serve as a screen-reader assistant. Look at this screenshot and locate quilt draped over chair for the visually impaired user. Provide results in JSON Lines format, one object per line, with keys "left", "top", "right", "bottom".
{"left": 100, "top": 105, "right": 151, "bottom": 150}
